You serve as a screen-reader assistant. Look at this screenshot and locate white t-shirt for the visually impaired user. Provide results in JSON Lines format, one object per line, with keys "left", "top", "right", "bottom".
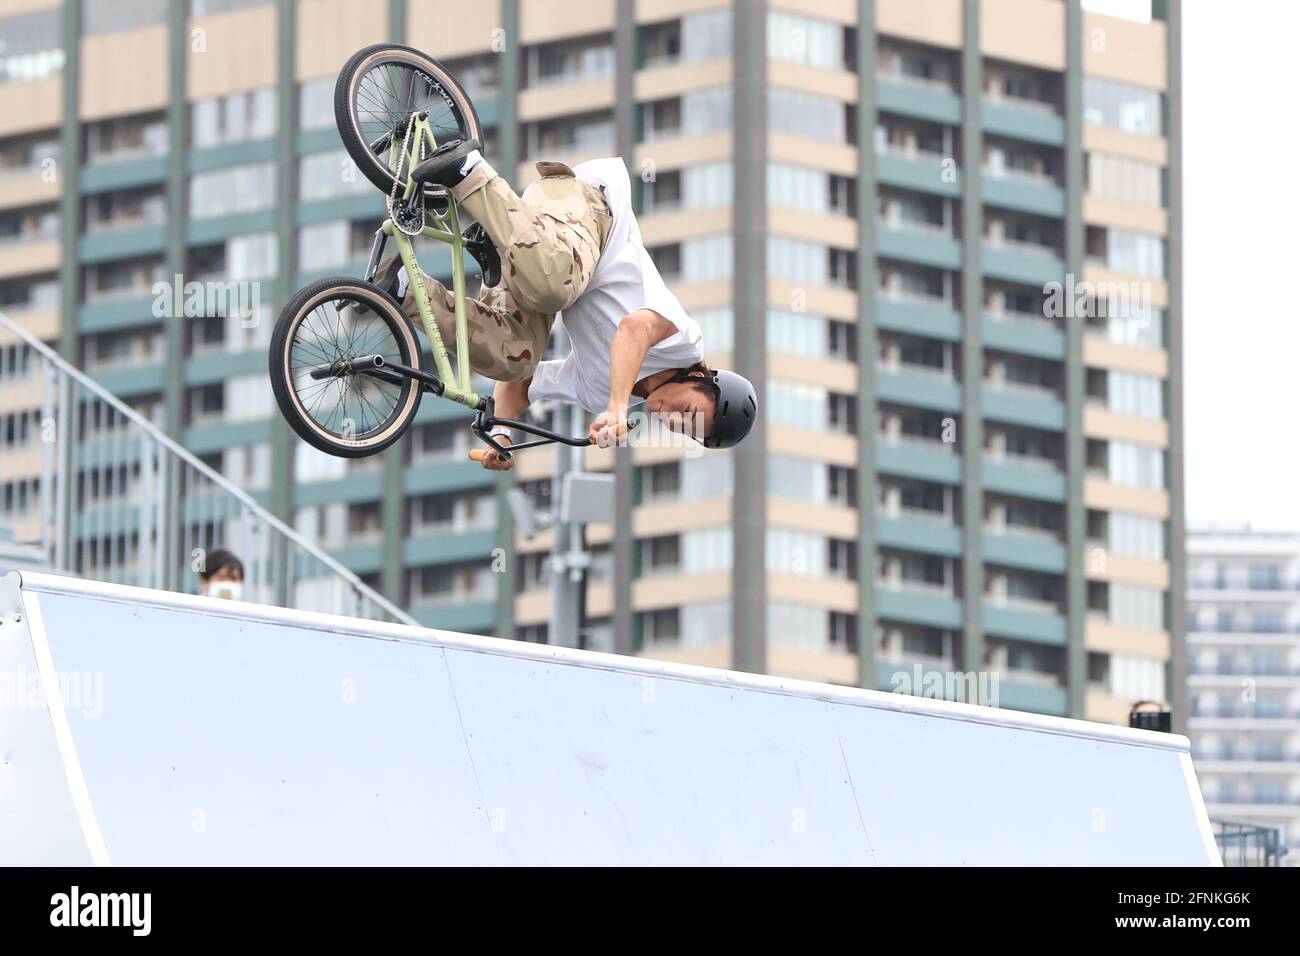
{"left": 527, "top": 158, "right": 705, "bottom": 413}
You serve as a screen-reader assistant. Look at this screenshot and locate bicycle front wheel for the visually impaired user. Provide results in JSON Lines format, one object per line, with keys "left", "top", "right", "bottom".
{"left": 335, "top": 43, "right": 482, "bottom": 199}
{"left": 269, "top": 277, "right": 423, "bottom": 459}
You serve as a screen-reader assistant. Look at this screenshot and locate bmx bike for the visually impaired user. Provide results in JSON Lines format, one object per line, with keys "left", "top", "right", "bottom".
{"left": 268, "top": 44, "right": 604, "bottom": 464}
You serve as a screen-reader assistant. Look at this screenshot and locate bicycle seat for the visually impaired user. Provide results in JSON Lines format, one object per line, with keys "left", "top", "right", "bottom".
{"left": 412, "top": 139, "right": 481, "bottom": 188}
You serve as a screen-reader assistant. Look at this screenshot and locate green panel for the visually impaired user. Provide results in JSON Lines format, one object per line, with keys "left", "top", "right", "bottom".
{"left": 995, "top": 679, "right": 1069, "bottom": 715}
{"left": 982, "top": 314, "right": 1065, "bottom": 360}
{"left": 982, "top": 101, "right": 1065, "bottom": 146}
{"left": 185, "top": 349, "right": 267, "bottom": 384}
{"left": 77, "top": 296, "right": 160, "bottom": 334}
{"left": 876, "top": 224, "right": 962, "bottom": 270}
{"left": 404, "top": 461, "right": 495, "bottom": 497}
{"left": 296, "top": 127, "right": 344, "bottom": 154}
{"left": 984, "top": 605, "right": 1068, "bottom": 646}
{"left": 295, "top": 194, "right": 381, "bottom": 226}
{"left": 876, "top": 152, "right": 961, "bottom": 199}
{"left": 877, "top": 589, "right": 964, "bottom": 630}
{"left": 183, "top": 418, "right": 274, "bottom": 454}
{"left": 188, "top": 139, "right": 276, "bottom": 173}
{"left": 293, "top": 473, "right": 385, "bottom": 508}
{"left": 88, "top": 363, "right": 164, "bottom": 398}
{"left": 877, "top": 369, "right": 962, "bottom": 413}
{"left": 982, "top": 458, "right": 1066, "bottom": 502}
{"left": 327, "top": 542, "right": 383, "bottom": 575}
{"left": 877, "top": 515, "right": 963, "bottom": 558}
{"left": 983, "top": 531, "right": 1068, "bottom": 574}
{"left": 876, "top": 440, "right": 962, "bottom": 485}
{"left": 877, "top": 80, "right": 962, "bottom": 125}
{"left": 411, "top": 600, "right": 497, "bottom": 634}
{"left": 875, "top": 297, "right": 961, "bottom": 341}
{"left": 982, "top": 386, "right": 1066, "bottom": 431}
{"left": 983, "top": 175, "right": 1065, "bottom": 218}
{"left": 79, "top": 157, "right": 167, "bottom": 194}
{"left": 981, "top": 245, "right": 1064, "bottom": 287}
{"left": 186, "top": 211, "right": 277, "bottom": 245}
{"left": 403, "top": 530, "right": 497, "bottom": 567}
{"left": 78, "top": 226, "right": 166, "bottom": 263}
{"left": 874, "top": 662, "right": 965, "bottom": 698}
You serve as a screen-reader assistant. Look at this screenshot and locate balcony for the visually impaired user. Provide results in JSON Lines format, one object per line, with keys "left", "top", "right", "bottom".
{"left": 982, "top": 96, "right": 1065, "bottom": 146}
{"left": 876, "top": 75, "right": 961, "bottom": 125}
{"left": 982, "top": 168, "right": 1064, "bottom": 218}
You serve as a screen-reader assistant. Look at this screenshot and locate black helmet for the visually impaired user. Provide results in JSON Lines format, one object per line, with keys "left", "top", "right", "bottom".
{"left": 703, "top": 369, "right": 757, "bottom": 449}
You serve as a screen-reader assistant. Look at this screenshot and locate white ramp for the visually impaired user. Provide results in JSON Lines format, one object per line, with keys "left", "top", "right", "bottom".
{"left": 0, "top": 570, "right": 1219, "bottom": 866}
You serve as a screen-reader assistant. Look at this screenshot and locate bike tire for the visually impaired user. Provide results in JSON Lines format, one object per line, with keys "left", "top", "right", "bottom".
{"left": 268, "top": 277, "right": 423, "bottom": 459}
{"left": 334, "top": 43, "right": 483, "bottom": 200}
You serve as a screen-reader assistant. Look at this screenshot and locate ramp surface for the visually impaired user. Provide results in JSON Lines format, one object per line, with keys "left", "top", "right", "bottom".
{"left": 0, "top": 571, "right": 1219, "bottom": 865}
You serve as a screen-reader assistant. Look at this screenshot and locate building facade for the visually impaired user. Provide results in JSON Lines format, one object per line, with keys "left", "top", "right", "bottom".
{"left": 1188, "top": 530, "right": 1300, "bottom": 864}
{"left": 0, "top": 0, "right": 1183, "bottom": 723}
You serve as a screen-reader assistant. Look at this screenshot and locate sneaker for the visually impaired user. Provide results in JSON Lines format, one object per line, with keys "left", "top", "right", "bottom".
{"left": 463, "top": 222, "right": 501, "bottom": 288}
{"left": 412, "top": 139, "right": 483, "bottom": 189}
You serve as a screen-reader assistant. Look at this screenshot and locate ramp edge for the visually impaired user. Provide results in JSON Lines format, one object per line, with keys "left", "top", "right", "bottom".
{"left": 17, "top": 570, "right": 1191, "bottom": 756}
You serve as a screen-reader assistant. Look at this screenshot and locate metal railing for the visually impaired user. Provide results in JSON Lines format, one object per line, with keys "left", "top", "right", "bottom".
{"left": 0, "top": 310, "right": 414, "bottom": 625}
{"left": 1212, "top": 819, "right": 1288, "bottom": 867}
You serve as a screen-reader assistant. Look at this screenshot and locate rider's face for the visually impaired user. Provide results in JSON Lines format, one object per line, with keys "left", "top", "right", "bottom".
{"left": 644, "top": 375, "right": 715, "bottom": 441}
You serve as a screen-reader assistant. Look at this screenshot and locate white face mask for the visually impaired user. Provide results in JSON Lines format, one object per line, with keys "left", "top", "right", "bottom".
{"left": 210, "top": 581, "right": 243, "bottom": 601}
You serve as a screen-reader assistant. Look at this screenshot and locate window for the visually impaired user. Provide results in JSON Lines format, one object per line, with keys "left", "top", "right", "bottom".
{"left": 767, "top": 528, "right": 830, "bottom": 577}
{"left": 769, "top": 88, "right": 846, "bottom": 143}
{"left": 683, "top": 528, "right": 730, "bottom": 573}
{"left": 767, "top": 11, "right": 843, "bottom": 69}
{"left": 299, "top": 78, "right": 333, "bottom": 130}
{"left": 527, "top": 35, "right": 614, "bottom": 87}
{"left": 189, "top": 163, "right": 275, "bottom": 218}
{"left": 768, "top": 381, "right": 829, "bottom": 431}
{"left": 1086, "top": 153, "right": 1162, "bottom": 206}
{"left": 768, "top": 604, "right": 832, "bottom": 652}
{"left": 0, "top": 8, "right": 64, "bottom": 83}
{"left": 1107, "top": 512, "right": 1164, "bottom": 560}
{"left": 1109, "top": 583, "right": 1164, "bottom": 630}
{"left": 768, "top": 163, "right": 830, "bottom": 214}
{"left": 1084, "top": 77, "right": 1161, "bottom": 135}
{"left": 86, "top": 114, "right": 168, "bottom": 163}
{"left": 1107, "top": 441, "right": 1164, "bottom": 490}
{"left": 84, "top": 187, "right": 165, "bottom": 233}
{"left": 192, "top": 87, "right": 275, "bottom": 147}
{"left": 1108, "top": 371, "right": 1162, "bottom": 418}
{"left": 82, "top": 0, "right": 166, "bottom": 35}
{"left": 299, "top": 151, "right": 369, "bottom": 202}
{"left": 768, "top": 456, "right": 830, "bottom": 504}
{"left": 768, "top": 310, "right": 830, "bottom": 358}
{"left": 1104, "top": 228, "right": 1164, "bottom": 278}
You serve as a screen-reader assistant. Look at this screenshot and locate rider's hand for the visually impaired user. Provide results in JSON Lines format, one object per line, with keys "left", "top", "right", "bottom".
{"left": 476, "top": 437, "right": 514, "bottom": 471}
{"left": 589, "top": 406, "right": 631, "bottom": 448}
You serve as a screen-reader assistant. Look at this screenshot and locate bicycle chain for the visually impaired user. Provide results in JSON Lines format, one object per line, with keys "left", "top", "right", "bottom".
{"left": 387, "top": 112, "right": 427, "bottom": 237}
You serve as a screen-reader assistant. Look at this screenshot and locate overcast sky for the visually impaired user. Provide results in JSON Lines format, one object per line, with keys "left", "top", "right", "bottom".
{"left": 1086, "top": 0, "right": 1299, "bottom": 532}
{"left": 1180, "top": 1, "right": 1300, "bottom": 531}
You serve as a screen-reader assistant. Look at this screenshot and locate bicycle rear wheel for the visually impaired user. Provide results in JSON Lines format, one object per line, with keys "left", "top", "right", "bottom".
{"left": 335, "top": 43, "right": 482, "bottom": 199}
{"left": 268, "top": 277, "right": 422, "bottom": 459}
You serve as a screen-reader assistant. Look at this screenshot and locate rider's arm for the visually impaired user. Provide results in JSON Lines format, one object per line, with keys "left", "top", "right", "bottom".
{"left": 478, "top": 377, "right": 531, "bottom": 471}
{"left": 599, "top": 309, "right": 679, "bottom": 430}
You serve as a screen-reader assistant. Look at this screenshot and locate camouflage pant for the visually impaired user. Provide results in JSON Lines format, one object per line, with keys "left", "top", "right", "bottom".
{"left": 400, "top": 160, "right": 611, "bottom": 382}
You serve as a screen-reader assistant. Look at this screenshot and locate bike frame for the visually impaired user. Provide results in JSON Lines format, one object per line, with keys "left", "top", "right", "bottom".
{"left": 355, "top": 113, "right": 595, "bottom": 461}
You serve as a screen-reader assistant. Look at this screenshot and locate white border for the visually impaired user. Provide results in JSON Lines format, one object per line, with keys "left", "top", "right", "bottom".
{"left": 22, "top": 590, "right": 112, "bottom": 867}
{"left": 16, "top": 569, "right": 1191, "bottom": 755}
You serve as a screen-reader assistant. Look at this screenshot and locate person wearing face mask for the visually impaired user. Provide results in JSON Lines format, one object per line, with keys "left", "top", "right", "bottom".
{"left": 198, "top": 548, "right": 245, "bottom": 601}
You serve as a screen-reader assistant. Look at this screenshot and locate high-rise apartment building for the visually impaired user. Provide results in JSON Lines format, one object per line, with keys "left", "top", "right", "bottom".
{"left": 0, "top": 0, "right": 1182, "bottom": 724}
{"left": 1188, "top": 530, "right": 1300, "bottom": 863}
